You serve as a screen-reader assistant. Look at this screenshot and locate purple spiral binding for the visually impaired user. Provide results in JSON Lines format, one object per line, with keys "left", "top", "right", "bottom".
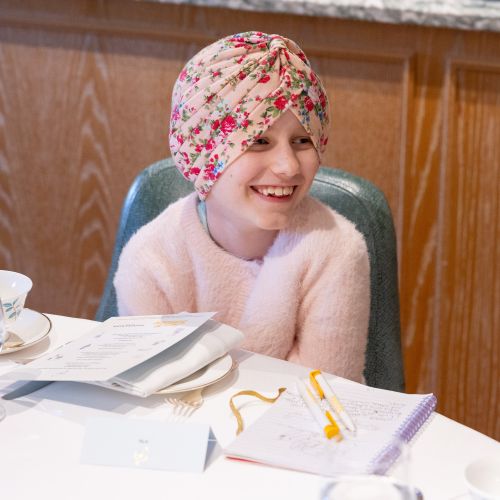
{"left": 369, "top": 393, "right": 437, "bottom": 474}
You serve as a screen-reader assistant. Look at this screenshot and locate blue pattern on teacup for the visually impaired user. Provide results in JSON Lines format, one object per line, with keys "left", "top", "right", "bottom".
{"left": 1, "top": 294, "right": 26, "bottom": 323}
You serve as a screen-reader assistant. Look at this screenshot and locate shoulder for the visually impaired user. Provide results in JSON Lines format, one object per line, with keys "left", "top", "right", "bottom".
{"left": 117, "top": 192, "right": 198, "bottom": 264}
{"left": 126, "top": 192, "right": 197, "bottom": 245}
{"left": 289, "top": 196, "right": 368, "bottom": 259}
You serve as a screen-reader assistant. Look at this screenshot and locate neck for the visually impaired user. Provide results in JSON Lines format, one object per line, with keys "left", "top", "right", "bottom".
{"left": 205, "top": 209, "right": 278, "bottom": 261}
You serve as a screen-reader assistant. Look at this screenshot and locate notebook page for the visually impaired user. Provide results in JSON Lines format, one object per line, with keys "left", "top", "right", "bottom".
{"left": 328, "top": 377, "right": 436, "bottom": 438}
{"left": 225, "top": 381, "right": 436, "bottom": 476}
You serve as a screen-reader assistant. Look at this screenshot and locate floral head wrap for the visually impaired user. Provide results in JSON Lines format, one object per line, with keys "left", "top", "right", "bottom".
{"left": 169, "top": 31, "right": 330, "bottom": 199}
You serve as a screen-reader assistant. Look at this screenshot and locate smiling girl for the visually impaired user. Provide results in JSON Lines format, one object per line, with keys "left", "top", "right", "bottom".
{"left": 114, "top": 32, "right": 370, "bottom": 382}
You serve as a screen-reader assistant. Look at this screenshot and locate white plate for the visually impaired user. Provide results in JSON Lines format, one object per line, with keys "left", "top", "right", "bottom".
{"left": 0, "top": 308, "right": 52, "bottom": 354}
{"left": 155, "top": 354, "right": 236, "bottom": 394}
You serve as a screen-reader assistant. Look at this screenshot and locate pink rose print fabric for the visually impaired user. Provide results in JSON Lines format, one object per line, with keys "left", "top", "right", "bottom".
{"left": 169, "top": 31, "right": 330, "bottom": 199}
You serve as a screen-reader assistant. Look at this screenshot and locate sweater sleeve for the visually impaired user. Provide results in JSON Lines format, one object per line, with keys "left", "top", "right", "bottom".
{"left": 113, "top": 224, "right": 177, "bottom": 316}
{"left": 112, "top": 195, "right": 200, "bottom": 317}
{"left": 287, "top": 219, "right": 370, "bottom": 384}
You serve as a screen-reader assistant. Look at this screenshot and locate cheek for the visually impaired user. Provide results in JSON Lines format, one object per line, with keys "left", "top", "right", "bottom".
{"left": 303, "top": 158, "right": 320, "bottom": 183}
{"left": 231, "top": 171, "right": 257, "bottom": 194}
{"left": 298, "top": 148, "right": 320, "bottom": 168}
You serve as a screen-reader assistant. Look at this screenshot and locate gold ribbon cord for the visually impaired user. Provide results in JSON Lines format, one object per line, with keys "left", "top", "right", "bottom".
{"left": 229, "top": 387, "right": 287, "bottom": 435}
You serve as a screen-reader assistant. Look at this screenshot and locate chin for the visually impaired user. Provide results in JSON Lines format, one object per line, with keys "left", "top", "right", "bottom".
{"left": 257, "top": 216, "right": 290, "bottom": 231}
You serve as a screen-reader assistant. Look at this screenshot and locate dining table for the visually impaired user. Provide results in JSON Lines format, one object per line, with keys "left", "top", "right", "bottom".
{"left": 0, "top": 313, "right": 498, "bottom": 500}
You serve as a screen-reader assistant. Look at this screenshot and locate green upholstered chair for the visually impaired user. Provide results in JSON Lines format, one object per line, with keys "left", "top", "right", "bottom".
{"left": 96, "top": 157, "right": 405, "bottom": 391}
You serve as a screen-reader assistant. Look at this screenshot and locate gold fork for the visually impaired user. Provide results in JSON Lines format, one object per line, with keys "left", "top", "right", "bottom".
{"left": 165, "top": 388, "right": 204, "bottom": 420}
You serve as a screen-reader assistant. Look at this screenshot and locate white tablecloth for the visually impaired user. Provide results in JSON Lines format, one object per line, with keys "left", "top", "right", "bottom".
{"left": 0, "top": 314, "right": 498, "bottom": 500}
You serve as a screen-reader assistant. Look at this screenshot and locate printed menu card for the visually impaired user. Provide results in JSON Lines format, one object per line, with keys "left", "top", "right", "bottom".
{"left": 2, "top": 312, "right": 214, "bottom": 381}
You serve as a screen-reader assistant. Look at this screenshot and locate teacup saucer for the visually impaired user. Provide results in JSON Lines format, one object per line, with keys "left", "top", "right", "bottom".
{"left": 1, "top": 308, "right": 52, "bottom": 354}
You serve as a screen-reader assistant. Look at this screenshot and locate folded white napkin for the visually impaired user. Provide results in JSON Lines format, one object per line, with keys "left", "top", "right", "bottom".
{"left": 93, "top": 320, "right": 243, "bottom": 397}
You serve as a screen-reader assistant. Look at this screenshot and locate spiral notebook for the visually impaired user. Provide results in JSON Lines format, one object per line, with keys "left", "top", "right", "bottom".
{"left": 224, "top": 377, "right": 436, "bottom": 476}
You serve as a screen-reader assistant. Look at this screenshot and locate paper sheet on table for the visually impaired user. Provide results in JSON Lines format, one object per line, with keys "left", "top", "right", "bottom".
{"left": 92, "top": 320, "right": 244, "bottom": 397}
{"left": 1, "top": 312, "right": 215, "bottom": 381}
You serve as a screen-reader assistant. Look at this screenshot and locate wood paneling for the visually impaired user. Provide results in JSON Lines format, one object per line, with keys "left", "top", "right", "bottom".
{"left": 315, "top": 54, "right": 410, "bottom": 233}
{"left": 439, "top": 62, "right": 500, "bottom": 437}
{"left": 0, "top": 22, "right": 190, "bottom": 317}
{"left": 0, "top": 0, "right": 499, "bottom": 439}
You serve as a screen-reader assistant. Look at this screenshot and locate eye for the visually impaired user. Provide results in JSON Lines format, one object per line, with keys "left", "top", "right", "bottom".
{"left": 249, "top": 136, "right": 270, "bottom": 148}
{"left": 254, "top": 137, "right": 269, "bottom": 145}
{"left": 292, "top": 137, "right": 313, "bottom": 146}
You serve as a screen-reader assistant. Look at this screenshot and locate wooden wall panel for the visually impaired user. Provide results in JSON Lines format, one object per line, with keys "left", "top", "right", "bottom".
{"left": 315, "top": 55, "right": 409, "bottom": 229}
{"left": 0, "top": 0, "right": 499, "bottom": 439}
{"left": 399, "top": 38, "right": 449, "bottom": 398}
{"left": 439, "top": 63, "right": 500, "bottom": 437}
{"left": 0, "top": 25, "right": 196, "bottom": 316}
{"left": 0, "top": 43, "right": 15, "bottom": 270}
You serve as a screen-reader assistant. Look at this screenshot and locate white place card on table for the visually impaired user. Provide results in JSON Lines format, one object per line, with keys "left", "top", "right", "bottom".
{"left": 1, "top": 312, "right": 215, "bottom": 381}
{"left": 81, "top": 416, "right": 211, "bottom": 472}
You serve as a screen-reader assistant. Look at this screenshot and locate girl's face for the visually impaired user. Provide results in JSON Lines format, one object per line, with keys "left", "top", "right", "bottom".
{"left": 205, "top": 110, "right": 320, "bottom": 235}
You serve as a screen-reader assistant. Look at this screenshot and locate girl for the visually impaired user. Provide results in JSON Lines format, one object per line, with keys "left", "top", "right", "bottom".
{"left": 114, "top": 32, "right": 370, "bottom": 382}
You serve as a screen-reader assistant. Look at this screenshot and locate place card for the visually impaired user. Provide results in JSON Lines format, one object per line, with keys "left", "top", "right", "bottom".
{"left": 81, "top": 416, "right": 211, "bottom": 473}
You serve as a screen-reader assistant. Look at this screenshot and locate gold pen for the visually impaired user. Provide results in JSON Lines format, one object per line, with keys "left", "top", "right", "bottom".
{"left": 309, "top": 370, "right": 356, "bottom": 434}
{"left": 296, "top": 379, "right": 342, "bottom": 441}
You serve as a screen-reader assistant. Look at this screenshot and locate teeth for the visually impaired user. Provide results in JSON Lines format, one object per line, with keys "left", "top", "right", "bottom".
{"left": 256, "top": 186, "right": 294, "bottom": 197}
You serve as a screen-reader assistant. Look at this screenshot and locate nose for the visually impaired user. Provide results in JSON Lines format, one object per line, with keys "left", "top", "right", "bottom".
{"left": 270, "top": 142, "right": 301, "bottom": 178}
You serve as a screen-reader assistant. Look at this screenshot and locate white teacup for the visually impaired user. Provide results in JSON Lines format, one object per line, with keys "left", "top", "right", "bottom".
{"left": 465, "top": 456, "right": 500, "bottom": 500}
{"left": 0, "top": 270, "right": 33, "bottom": 342}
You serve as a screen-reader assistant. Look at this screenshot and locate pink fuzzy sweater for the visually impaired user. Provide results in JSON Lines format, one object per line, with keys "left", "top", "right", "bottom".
{"left": 114, "top": 193, "right": 370, "bottom": 382}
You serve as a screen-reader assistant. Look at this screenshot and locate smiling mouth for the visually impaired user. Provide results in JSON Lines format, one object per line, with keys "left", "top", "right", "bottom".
{"left": 251, "top": 185, "right": 296, "bottom": 198}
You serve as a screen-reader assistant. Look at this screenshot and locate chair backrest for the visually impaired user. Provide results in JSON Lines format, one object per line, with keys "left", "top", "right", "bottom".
{"left": 96, "top": 158, "right": 405, "bottom": 391}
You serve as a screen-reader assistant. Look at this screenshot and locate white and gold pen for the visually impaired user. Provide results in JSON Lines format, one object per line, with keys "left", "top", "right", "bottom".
{"left": 309, "top": 369, "right": 356, "bottom": 434}
{"left": 296, "top": 379, "right": 342, "bottom": 441}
